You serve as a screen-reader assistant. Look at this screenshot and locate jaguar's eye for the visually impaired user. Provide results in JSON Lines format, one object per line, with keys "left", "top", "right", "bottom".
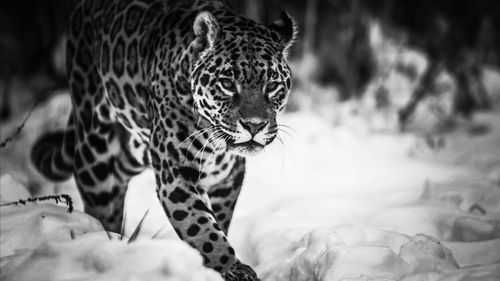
{"left": 219, "top": 78, "right": 236, "bottom": 92}
{"left": 266, "top": 82, "right": 279, "bottom": 92}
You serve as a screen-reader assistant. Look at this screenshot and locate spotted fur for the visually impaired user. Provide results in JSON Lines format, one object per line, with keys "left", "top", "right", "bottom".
{"left": 31, "top": 0, "right": 295, "bottom": 279}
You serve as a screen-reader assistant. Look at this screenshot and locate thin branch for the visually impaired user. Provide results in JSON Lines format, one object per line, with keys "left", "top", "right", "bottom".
{"left": 0, "top": 99, "right": 40, "bottom": 149}
{"left": 0, "top": 194, "right": 73, "bottom": 213}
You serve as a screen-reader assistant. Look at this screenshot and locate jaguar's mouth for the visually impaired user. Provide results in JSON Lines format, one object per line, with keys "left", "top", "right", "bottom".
{"left": 227, "top": 140, "right": 265, "bottom": 156}
{"left": 231, "top": 140, "right": 264, "bottom": 149}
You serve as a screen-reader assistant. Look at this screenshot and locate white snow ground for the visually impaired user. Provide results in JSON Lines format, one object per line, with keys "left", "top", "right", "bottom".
{"left": 0, "top": 178, "right": 223, "bottom": 281}
{"left": 1, "top": 90, "right": 500, "bottom": 280}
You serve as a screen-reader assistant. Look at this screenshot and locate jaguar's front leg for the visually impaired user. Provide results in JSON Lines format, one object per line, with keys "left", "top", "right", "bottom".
{"left": 209, "top": 158, "right": 245, "bottom": 235}
{"left": 150, "top": 123, "right": 258, "bottom": 280}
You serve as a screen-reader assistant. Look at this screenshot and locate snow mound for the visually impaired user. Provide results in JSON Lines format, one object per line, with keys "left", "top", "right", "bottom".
{"left": 258, "top": 227, "right": 499, "bottom": 281}
{"left": 0, "top": 175, "right": 103, "bottom": 258}
{"left": 1, "top": 233, "right": 222, "bottom": 281}
{"left": 0, "top": 176, "right": 222, "bottom": 281}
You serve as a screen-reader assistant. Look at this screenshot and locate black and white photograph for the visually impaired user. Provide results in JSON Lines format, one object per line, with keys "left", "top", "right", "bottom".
{"left": 1, "top": 0, "right": 499, "bottom": 280}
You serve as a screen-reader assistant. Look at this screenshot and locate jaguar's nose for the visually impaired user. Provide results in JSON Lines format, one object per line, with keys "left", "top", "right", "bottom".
{"left": 239, "top": 118, "right": 268, "bottom": 136}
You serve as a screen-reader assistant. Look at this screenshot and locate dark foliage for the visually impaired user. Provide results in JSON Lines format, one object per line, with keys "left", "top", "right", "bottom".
{"left": 361, "top": 0, "right": 500, "bottom": 116}
{"left": 0, "top": 0, "right": 78, "bottom": 119}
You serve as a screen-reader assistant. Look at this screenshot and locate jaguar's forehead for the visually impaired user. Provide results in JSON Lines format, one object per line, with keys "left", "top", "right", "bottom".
{"left": 208, "top": 38, "right": 287, "bottom": 83}
{"left": 205, "top": 55, "right": 284, "bottom": 89}
{"left": 219, "top": 31, "right": 281, "bottom": 56}
{"left": 195, "top": 15, "right": 291, "bottom": 87}
{"left": 214, "top": 16, "right": 283, "bottom": 55}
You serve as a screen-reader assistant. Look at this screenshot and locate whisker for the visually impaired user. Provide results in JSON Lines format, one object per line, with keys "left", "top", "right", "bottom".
{"left": 195, "top": 112, "right": 202, "bottom": 128}
{"left": 197, "top": 134, "right": 228, "bottom": 181}
{"left": 277, "top": 128, "right": 293, "bottom": 138}
{"left": 278, "top": 124, "right": 297, "bottom": 133}
{"left": 221, "top": 135, "right": 230, "bottom": 152}
{"left": 186, "top": 126, "right": 217, "bottom": 152}
{"left": 276, "top": 134, "right": 285, "bottom": 146}
{"left": 199, "top": 137, "right": 225, "bottom": 179}
{"left": 276, "top": 134, "right": 288, "bottom": 182}
{"left": 182, "top": 128, "right": 216, "bottom": 160}
{"left": 193, "top": 129, "right": 222, "bottom": 165}
{"left": 277, "top": 128, "right": 298, "bottom": 148}
{"left": 179, "top": 127, "right": 213, "bottom": 148}
{"left": 276, "top": 132, "right": 297, "bottom": 168}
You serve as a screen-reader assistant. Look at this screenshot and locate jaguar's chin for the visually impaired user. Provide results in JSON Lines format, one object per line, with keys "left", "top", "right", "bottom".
{"left": 227, "top": 140, "right": 265, "bottom": 157}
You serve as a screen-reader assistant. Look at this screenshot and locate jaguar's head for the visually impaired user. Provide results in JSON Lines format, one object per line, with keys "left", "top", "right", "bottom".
{"left": 191, "top": 11, "right": 296, "bottom": 156}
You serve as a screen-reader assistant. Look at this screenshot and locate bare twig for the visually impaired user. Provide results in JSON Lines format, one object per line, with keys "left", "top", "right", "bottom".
{"left": 0, "top": 194, "right": 73, "bottom": 213}
{"left": 0, "top": 99, "right": 40, "bottom": 149}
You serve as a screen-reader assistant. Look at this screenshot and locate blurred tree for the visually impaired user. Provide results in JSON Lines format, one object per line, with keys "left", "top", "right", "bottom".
{"left": 363, "top": 0, "right": 500, "bottom": 119}
{"left": 314, "top": 0, "right": 374, "bottom": 99}
{"left": 0, "top": 0, "right": 76, "bottom": 120}
{"left": 302, "top": 0, "right": 318, "bottom": 56}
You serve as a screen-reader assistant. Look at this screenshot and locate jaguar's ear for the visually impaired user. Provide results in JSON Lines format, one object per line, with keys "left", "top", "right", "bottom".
{"left": 268, "top": 11, "right": 297, "bottom": 53}
{"left": 193, "top": 11, "right": 220, "bottom": 54}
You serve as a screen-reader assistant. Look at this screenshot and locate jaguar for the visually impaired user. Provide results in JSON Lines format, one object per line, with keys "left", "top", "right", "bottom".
{"left": 31, "top": 0, "right": 296, "bottom": 279}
